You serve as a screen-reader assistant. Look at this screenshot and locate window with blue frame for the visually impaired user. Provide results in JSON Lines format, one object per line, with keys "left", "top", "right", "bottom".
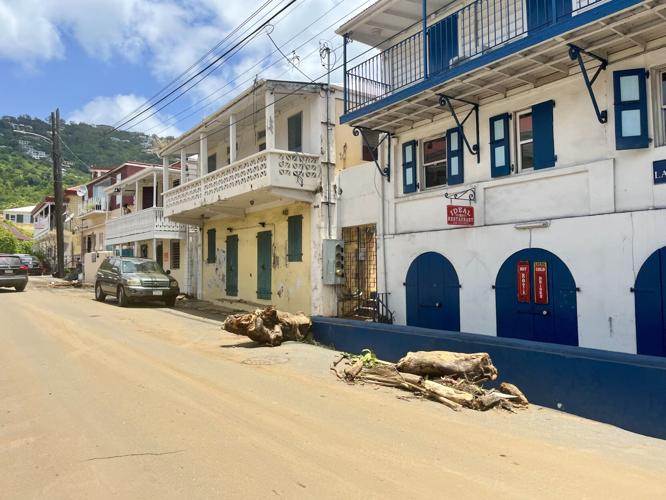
{"left": 402, "top": 140, "right": 417, "bottom": 193}
{"left": 447, "top": 127, "right": 464, "bottom": 185}
{"left": 422, "top": 136, "right": 447, "bottom": 188}
{"left": 490, "top": 114, "right": 511, "bottom": 177}
{"left": 614, "top": 69, "right": 649, "bottom": 150}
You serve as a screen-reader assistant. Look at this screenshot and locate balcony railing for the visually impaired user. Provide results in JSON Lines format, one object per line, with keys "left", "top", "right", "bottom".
{"left": 164, "top": 149, "right": 321, "bottom": 218}
{"left": 345, "top": 0, "right": 608, "bottom": 114}
{"left": 33, "top": 222, "right": 51, "bottom": 240}
{"left": 79, "top": 196, "right": 107, "bottom": 215}
{"left": 106, "top": 207, "right": 186, "bottom": 244}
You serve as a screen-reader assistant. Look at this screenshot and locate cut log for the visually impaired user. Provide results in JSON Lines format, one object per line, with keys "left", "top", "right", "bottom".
{"left": 499, "top": 382, "right": 529, "bottom": 406}
{"left": 397, "top": 351, "right": 498, "bottom": 382}
{"left": 277, "top": 311, "right": 311, "bottom": 341}
{"left": 223, "top": 306, "right": 311, "bottom": 346}
{"left": 344, "top": 359, "right": 364, "bottom": 381}
{"left": 423, "top": 380, "right": 475, "bottom": 405}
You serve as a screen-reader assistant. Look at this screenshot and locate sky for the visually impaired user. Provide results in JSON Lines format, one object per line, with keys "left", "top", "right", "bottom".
{"left": 0, "top": 0, "right": 372, "bottom": 137}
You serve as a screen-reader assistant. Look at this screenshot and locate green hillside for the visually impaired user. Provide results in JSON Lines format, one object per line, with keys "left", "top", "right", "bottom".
{"left": 0, "top": 115, "right": 172, "bottom": 209}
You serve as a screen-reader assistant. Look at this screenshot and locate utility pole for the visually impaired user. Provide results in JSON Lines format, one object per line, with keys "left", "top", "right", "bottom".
{"left": 51, "top": 109, "right": 65, "bottom": 278}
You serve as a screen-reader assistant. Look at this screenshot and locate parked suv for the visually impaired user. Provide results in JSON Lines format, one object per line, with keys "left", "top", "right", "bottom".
{"left": 94, "top": 257, "right": 179, "bottom": 307}
{"left": 14, "top": 254, "right": 43, "bottom": 275}
{"left": 0, "top": 254, "right": 29, "bottom": 292}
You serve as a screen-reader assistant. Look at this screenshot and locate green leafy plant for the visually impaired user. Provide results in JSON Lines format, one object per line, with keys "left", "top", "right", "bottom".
{"left": 350, "top": 348, "right": 378, "bottom": 367}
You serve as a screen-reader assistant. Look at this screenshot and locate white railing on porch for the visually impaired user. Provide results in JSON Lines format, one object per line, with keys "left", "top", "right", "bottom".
{"left": 163, "top": 149, "right": 321, "bottom": 217}
{"left": 106, "top": 207, "right": 185, "bottom": 244}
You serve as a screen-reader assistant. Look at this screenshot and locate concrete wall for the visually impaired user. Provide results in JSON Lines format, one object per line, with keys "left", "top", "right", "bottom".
{"left": 83, "top": 251, "right": 112, "bottom": 283}
{"left": 202, "top": 202, "right": 312, "bottom": 313}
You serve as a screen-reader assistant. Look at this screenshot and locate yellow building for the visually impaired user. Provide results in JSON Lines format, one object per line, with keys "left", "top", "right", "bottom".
{"left": 160, "top": 79, "right": 368, "bottom": 315}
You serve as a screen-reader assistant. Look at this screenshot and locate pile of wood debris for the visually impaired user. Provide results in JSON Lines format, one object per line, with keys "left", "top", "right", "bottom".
{"left": 223, "top": 306, "right": 311, "bottom": 346}
{"left": 332, "top": 350, "right": 528, "bottom": 412}
{"left": 48, "top": 280, "right": 87, "bottom": 288}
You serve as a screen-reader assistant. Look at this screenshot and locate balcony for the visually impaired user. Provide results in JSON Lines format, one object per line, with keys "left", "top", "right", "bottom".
{"left": 106, "top": 207, "right": 186, "bottom": 246}
{"left": 79, "top": 197, "right": 108, "bottom": 216}
{"left": 33, "top": 221, "right": 51, "bottom": 241}
{"left": 341, "top": 0, "right": 664, "bottom": 130}
{"left": 163, "top": 149, "right": 321, "bottom": 224}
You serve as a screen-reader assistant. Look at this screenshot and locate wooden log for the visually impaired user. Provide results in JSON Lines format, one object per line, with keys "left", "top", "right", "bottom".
{"left": 344, "top": 359, "right": 364, "bottom": 381}
{"left": 397, "top": 351, "right": 498, "bottom": 381}
{"left": 277, "top": 311, "right": 311, "bottom": 341}
{"left": 499, "top": 382, "right": 529, "bottom": 406}
{"left": 423, "top": 380, "right": 475, "bottom": 405}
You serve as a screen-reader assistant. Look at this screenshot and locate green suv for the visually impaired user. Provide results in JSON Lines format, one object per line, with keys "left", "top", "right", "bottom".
{"left": 95, "top": 257, "right": 179, "bottom": 307}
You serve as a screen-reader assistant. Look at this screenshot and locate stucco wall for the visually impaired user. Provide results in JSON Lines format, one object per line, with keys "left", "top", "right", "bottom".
{"left": 202, "top": 202, "right": 312, "bottom": 313}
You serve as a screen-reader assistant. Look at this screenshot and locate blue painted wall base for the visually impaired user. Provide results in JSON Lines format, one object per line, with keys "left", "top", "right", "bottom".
{"left": 312, "top": 317, "right": 666, "bottom": 440}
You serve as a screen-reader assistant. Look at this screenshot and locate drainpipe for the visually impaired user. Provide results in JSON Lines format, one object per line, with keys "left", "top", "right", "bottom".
{"left": 325, "top": 47, "right": 332, "bottom": 240}
{"left": 422, "top": 0, "right": 427, "bottom": 79}
{"left": 343, "top": 33, "right": 349, "bottom": 115}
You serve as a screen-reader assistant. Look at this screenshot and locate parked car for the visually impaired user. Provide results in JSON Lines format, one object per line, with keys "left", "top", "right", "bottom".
{"left": 94, "top": 256, "right": 179, "bottom": 307}
{"left": 14, "top": 254, "right": 43, "bottom": 275}
{"left": 0, "top": 254, "right": 29, "bottom": 292}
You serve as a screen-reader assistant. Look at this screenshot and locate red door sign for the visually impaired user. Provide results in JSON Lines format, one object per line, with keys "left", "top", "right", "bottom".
{"left": 447, "top": 205, "right": 474, "bottom": 225}
{"left": 534, "top": 261, "right": 549, "bottom": 304}
{"left": 517, "top": 261, "right": 531, "bottom": 303}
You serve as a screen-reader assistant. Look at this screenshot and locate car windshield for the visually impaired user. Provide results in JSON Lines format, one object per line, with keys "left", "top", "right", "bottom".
{"left": 0, "top": 256, "right": 21, "bottom": 266}
{"left": 121, "top": 261, "right": 164, "bottom": 274}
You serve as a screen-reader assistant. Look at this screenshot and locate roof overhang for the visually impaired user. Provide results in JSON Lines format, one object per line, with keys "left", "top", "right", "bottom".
{"left": 342, "top": 0, "right": 666, "bottom": 133}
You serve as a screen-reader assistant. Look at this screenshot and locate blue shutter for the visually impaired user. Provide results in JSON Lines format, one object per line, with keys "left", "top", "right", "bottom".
{"left": 257, "top": 231, "right": 272, "bottom": 300}
{"left": 490, "top": 114, "right": 511, "bottom": 178}
{"left": 446, "top": 127, "right": 464, "bottom": 185}
{"left": 207, "top": 228, "right": 216, "bottom": 263}
{"left": 614, "top": 69, "right": 649, "bottom": 150}
{"left": 225, "top": 235, "right": 238, "bottom": 296}
{"left": 287, "top": 215, "right": 303, "bottom": 262}
{"left": 428, "top": 14, "right": 458, "bottom": 76}
{"left": 402, "top": 140, "right": 417, "bottom": 193}
{"left": 532, "top": 100, "right": 556, "bottom": 169}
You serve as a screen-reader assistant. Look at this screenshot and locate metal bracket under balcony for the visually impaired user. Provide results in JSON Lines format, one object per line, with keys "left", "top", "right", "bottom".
{"left": 568, "top": 44, "right": 608, "bottom": 124}
{"left": 352, "top": 126, "right": 392, "bottom": 181}
{"left": 438, "top": 94, "right": 480, "bottom": 164}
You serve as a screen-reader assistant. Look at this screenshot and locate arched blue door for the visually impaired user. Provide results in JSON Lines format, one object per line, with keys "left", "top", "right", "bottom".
{"left": 635, "top": 248, "right": 666, "bottom": 357}
{"left": 495, "top": 248, "right": 578, "bottom": 346}
{"left": 406, "top": 252, "right": 460, "bottom": 331}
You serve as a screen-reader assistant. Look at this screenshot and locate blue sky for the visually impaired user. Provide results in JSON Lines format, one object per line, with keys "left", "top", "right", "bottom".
{"left": 0, "top": 0, "right": 371, "bottom": 137}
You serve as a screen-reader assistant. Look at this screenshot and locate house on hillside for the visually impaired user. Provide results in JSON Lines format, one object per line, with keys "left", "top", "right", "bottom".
{"left": 335, "top": 0, "right": 666, "bottom": 356}
{"left": 3, "top": 205, "right": 35, "bottom": 228}
{"left": 159, "top": 79, "right": 372, "bottom": 314}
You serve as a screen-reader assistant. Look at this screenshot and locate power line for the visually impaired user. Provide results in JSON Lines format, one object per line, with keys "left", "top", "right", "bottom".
{"left": 145, "top": 0, "right": 373, "bottom": 137}
{"left": 109, "top": 0, "right": 280, "bottom": 129}
{"left": 111, "top": 0, "right": 299, "bottom": 133}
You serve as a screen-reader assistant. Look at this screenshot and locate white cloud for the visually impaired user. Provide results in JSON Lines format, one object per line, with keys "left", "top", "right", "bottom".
{"left": 69, "top": 94, "right": 182, "bottom": 136}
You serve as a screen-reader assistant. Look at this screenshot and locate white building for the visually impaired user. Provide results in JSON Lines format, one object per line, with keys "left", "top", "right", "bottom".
{"left": 3, "top": 205, "right": 34, "bottom": 225}
{"left": 335, "top": 0, "right": 666, "bottom": 357}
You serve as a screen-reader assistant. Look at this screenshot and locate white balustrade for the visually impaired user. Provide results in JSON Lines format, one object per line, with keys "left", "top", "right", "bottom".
{"left": 79, "top": 196, "right": 108, "bottom": 215}
{"left": 163, "top": 149, "right": 321, "bottom": 217}
{"left": 106, "top": 207, "right": 186, "bottom": 245}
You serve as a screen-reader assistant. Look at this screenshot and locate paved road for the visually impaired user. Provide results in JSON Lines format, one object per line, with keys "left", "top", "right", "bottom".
{"left": 1, "top": 280, "right": 665, "bottom": 499}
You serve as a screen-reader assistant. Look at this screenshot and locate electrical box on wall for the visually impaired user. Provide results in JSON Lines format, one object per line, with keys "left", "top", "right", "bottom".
{"left": 322, "top": 239, "right": 345, "bottom": 285}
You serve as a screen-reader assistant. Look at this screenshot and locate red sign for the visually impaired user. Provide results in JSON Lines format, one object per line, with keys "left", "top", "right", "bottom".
{"left": 534, "top": 261, "right": 549, "bottom": 304}
{"left": 517, "top": 261, "right": 531, "bottom": 303}
{"left": 447, "top": 205, "right": 474, "bottom": 225}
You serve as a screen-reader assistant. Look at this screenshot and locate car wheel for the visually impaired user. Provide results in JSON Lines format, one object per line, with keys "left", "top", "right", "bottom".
{"left": 15, "top": 284, "right": 26, "bottom": 292}
{"left": 117, "top": 286, "right": 130, "bottom": 307}
{"left": 95, "top": 282, "right": 106, "bottom": 302}
{"left": 165, "top": 296, "right": 177, "bottom": 307}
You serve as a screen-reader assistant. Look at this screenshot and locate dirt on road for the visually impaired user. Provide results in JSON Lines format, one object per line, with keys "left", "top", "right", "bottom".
{"left": 1, "top": 280, "right": 665, "bottom": 499}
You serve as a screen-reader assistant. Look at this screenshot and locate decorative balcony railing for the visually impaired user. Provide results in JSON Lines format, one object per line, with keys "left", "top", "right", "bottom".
{"left": 79, "top": 196, "right": 107, "bottom": 215}
{"left": 164, "top": 149, "right": 321, "bottom": 217}
{"left": 106, "top": 207, "right": 186, "bottom": 244}
{"left": 345, "top": 0, "right": 608, "bottom": 114}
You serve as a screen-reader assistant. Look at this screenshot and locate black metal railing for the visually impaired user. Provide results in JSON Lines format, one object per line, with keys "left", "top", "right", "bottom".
{"left": 344, "top": 0, "right": 608, "bottom": 114}
{"left": 372, "top": 292, "right": 394, "bottom": 324}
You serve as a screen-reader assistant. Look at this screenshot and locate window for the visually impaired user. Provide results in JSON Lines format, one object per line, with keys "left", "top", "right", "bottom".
{"left": 517, "top": 110, "right": 534, "bottom": 171}
{"left": 402, "top": 140, "right": 417, "bottom": 193}
{"left": 207, "top": 154, "right": 217, "bottom": 173}
{"left": 287, "top": 215, "right": 303, "bottom": 262}
{"left": 170, "top": 240, "right": 180, "bottom": 269}
{"left": 287, "top": 112, "right": 303, "bottom": 152}
{"left": 173, "top": 178, "right": 181, "bottom": 188}
{"left": 361, "top": 130, "right": 380, "bottom": 162}
{"left": 258, "top": 142, "right": 266, "bottom": 152}
{"left": 16, "top": 214, "right": 24, "bottom": 223}
{"left": 422, "top": 136, "right": 448, "bottom": 188}
{"left": 613, "top": 69, "right": 649, "bottom": 150}
{"left": 207, "top": 228, "right": 216, "bottom": 263}
{"left": 490, "top": 114, "right": 511, "bottom": 177}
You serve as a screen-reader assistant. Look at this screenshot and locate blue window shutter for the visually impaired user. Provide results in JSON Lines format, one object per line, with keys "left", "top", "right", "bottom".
{"left": 207, "top": 228, "right": 216, "bottom": 263}
{"left": 402, "top": 140, "right": 417, "bottom": 193}
{"left": 532, "top": 100, "right": 556, "bottom": 169}
{"left": 446, "top": 127, "right": 464, "bottom": 185}
{"left": 225, "top": 235, "right": 238, "bottom": 296}
{"left": 490, "top": 114, "right": 511, "bottom": 178}
{"left": 287, "top": 215, "right": 303, "bottom": 262}
{"left": 614, "top": 69, "right": 649, "bottom": 150}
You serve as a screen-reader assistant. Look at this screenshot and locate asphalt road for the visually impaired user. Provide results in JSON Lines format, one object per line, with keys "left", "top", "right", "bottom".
{"left": 1, "top": 279, "right": 665, "bottom": 499}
